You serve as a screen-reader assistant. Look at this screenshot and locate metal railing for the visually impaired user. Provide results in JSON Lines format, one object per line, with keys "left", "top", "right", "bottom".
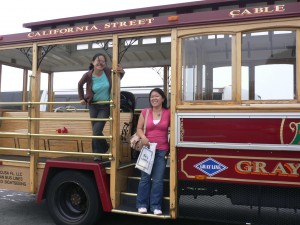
{"left": 0, "top": 100, "right": 115, "bottom": 160}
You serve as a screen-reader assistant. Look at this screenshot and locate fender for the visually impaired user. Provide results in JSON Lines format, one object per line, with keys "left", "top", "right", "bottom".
{"left": 36, "top": 159, "right": 112, "bottom": 212}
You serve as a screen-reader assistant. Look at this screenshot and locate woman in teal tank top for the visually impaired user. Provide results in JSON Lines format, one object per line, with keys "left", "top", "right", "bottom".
{"left": 78, "top": 53, "right": 125, "bottom": 161}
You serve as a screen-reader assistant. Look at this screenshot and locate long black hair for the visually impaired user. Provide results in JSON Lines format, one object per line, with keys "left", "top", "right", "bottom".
{"left": 89, "top": 53, "right": 107, "bottom": 70}
{"left": 149, "top": 88, "right": 168, "bottom": 109}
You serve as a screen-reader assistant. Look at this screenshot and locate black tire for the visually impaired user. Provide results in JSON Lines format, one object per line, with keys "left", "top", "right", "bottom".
{"left": 46, "top": 170, "right": 103, "bottom": 225}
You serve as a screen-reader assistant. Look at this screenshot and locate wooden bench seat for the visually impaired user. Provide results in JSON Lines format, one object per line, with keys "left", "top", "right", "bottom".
{"left": 0, "top": 111, "right": 133, "bottom": 161}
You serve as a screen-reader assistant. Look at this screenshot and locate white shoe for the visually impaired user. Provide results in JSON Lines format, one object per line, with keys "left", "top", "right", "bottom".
{"left": 138, "top": 207, "right": 147, "bottom": 214}
{"left": 153, "top": 209, "right": 162, "bottom": 215}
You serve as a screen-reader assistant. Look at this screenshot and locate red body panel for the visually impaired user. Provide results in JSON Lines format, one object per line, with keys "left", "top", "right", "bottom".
{"left": 181, "top": 117, "right": 299, "bottom": 144}
{"left": 178, "top": 148, "right": 300, "bottom": 187}
{"left": 178, "top": 117, "right": 300, "bottom": 187}
{"left": 36, "top": 160, "right": 112, "bottom": 212}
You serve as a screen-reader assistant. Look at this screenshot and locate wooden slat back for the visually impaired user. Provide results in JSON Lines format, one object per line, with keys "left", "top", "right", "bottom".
{"left": 0, "top": 111, "right": 133, "bottom": 159}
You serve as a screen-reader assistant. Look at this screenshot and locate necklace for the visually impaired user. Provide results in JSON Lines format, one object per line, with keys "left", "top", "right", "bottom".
{"left": 154, "top": 108, "right": 162, "bottom": 117}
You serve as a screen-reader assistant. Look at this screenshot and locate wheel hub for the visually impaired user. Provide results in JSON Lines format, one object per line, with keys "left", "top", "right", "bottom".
{"left": 70, "top": 193, "right": 82, "bottom": 206}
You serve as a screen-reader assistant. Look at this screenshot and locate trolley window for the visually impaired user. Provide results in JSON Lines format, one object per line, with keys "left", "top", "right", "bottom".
{"left": 241, "top": 30, "right": 296, "bottom": 100}
{"left": 181, "top": 34, "right": 233, "bottom": 101}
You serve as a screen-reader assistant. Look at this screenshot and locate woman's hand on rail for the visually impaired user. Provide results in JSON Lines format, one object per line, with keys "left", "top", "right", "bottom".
{"left": 116, "top": 64, "right": 125, "bottom": 74}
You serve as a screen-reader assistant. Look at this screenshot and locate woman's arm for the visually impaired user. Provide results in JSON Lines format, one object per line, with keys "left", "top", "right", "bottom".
{"left": 78, "top": 73, "right": 87, "bottom": 103}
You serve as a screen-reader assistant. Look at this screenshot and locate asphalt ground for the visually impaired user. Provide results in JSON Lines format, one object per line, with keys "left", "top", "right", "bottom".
{"left": 0, "top": 189, "right": 229, "bottom": 225}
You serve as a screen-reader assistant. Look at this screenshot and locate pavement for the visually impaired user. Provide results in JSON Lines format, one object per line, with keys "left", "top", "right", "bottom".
{"left": 0, "top": 189, "right": 226, "bottom": 225}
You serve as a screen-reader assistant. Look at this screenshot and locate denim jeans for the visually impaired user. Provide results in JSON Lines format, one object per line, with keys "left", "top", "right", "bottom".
{"left": 88, "top": 103, "right": 110, "bottom": 153}
{"left": 136, "top": 150, "right": 167, "bottom": 211}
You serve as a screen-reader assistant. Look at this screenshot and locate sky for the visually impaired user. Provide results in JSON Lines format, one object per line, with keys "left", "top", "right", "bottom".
{"left": 1, "top": 0, "right": 191, "bottom": 35}
{"left": 1, "top": 0, "right": 191, "bottom": 91}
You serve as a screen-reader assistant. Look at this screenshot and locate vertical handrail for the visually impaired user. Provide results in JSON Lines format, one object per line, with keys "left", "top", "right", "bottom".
{"left": 29, "top": 43, "right": 39, "bottom": 194}
{"left": 169, "top": 28, "right": 178, "bottom": 219}
{"left": 110, "top": 34, "right": 121, "bottom": 209}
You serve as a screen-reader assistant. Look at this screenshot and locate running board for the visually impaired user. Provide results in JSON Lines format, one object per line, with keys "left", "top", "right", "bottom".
{"left": 111, "top": 209, "right": 171, "bottom": 219}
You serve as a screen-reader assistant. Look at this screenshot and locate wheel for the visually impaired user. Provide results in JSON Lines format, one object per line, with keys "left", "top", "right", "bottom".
{"left": 46, "top": 170, "right": 102, "bottom": 225}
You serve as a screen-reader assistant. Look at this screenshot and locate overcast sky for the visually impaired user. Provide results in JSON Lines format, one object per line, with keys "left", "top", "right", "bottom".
{"left": 1, "top": 0, "right": 192, "bottom": 91}
{"left": 1, "top": 0, "right": 191, "bottom": 35}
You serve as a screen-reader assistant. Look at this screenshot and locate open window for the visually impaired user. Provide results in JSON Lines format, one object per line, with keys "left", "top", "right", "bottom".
{"left": 181, "top": 34, "right": 233, "bottom": 101}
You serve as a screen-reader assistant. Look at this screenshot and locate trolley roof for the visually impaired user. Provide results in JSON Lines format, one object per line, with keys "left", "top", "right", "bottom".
{"left": 0, "top": 0, "right": 299, "bottom": 72}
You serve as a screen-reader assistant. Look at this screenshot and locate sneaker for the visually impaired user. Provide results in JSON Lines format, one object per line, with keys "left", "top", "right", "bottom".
{"left": 153, "top": 209, "right": 162, "bottom": 215}
{"left": 138, "top": 208, "right": 147, "bottom": 214}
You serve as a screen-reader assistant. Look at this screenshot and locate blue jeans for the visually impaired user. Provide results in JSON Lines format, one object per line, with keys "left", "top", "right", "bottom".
{"left": 136, "top": 150, "right": 167, "bottom": 211}
{"left": 88, "top": 104, "right": 110, "bottom": 153}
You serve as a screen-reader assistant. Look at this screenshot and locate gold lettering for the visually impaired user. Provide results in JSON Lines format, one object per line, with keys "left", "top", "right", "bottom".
{"left": 60, "top": 28, "right": 68, "bottom": 34}
{"left": 275, "top": 5, "right": 285, "bottom": 12}
{"left": 27, "top": 17, "right": 154, "bottom": 39}
{"left": 110, "top": 22, "right": 118, "bottom": 28}
{"left": 270, "top": 163, "right": 288, "bottom": 176}
{"left": 90, "top": 25, "right": 99, "bottom": 30}
{"left": 34, "top": 32, "right": 41, "bottom": 37}
{"left": 240, "top": 9, "right": 252, "bottom": 16}
{"left": 235, "top": 161, "right": 252, "bottom": 174}
{"left": 235, "top": 160, "right": 300, "bottom": 177}
{"left": 119, "top": 21, "right": 127, "bottom": 27}
{"left": 229, "top": 5, "right": 285, "bottom": 18}
{"left": 254, "top": 7, "right": 265, "bottom": 14}
{"left": 28, "top": 32, "right": 35, "bottom": 38}
{"left": 284, "top": 163, "right": 300, "bottom": 177}
{"left": 104, "top": 23, "right": 111, "bottom": 29}
{"left": 252, "top": 161, "right": 268, "bottom": 175}
{"left": 103, "top": 18, "right": 154, "bottom": 29}
{"left": 145, "top": 18, "right": 154, "bottom": 24}
{"left": 40, "top": 30, "right": 47, "bottom": 36}
{"left": 229, "top": 10, "right": 240, "bottom": 17}
{"left": 52, "top": 29, "right": 60, "bottom": 35}
{"left": 75, "top": 26, "right": 84, "bottom": 32}
{"left": 264, "top": 7, "right": 274, "bottom": 13}
{"left": 129, "top": 20, "right": 137, "bottom": 26}
{"left": 138, "top": 19, "right": 146, "bottom": 25}
{"left": 67, "top": 28, "right": 74, "bottom": 33}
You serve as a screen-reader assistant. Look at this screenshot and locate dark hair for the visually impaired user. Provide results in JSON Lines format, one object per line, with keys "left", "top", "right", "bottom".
{"left": 149, "top": 88, "right": 168, "bottom": 109}
{"left": 89, "top": 53, "right": 107, "bottom": 70}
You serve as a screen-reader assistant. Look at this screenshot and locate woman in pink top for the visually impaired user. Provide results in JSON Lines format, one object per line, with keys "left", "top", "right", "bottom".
{"left": 136, "top": 88, "right": 170, "bottom": 215}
